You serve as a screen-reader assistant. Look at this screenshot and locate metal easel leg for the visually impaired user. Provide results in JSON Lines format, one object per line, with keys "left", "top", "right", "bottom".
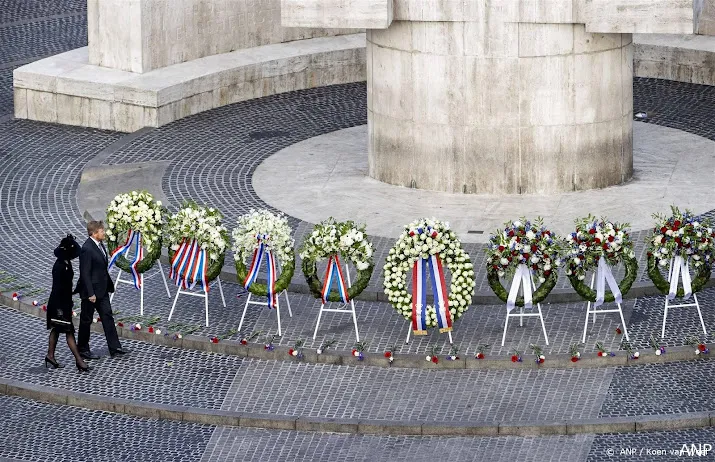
{"left": 237, "top": 293, "right": 251, "bottom": 332}
{"left": 447, "top": 331, "right": 453, "bottom": 345}
{"left": 583, "top": 273, "right": 595, "bottom": 343}
{"left": 204, "top": 289, "right": 209, "bottom": 327}
{"left": 110, "top": 268, "right": 122, "bottom": 302}
{"left": 405, "top": 325, "right": 411, "bottom": 344}
{"left": 501, "top": 310, "right": 509, "bottom": 347}
{"left": 283, "top": 290, "right": 292, "bottom": 317}
{"left": 313, "top": 303, "right": 325, "bottom": 340}
{"left": 276, "top": 297, "right": 282, "bottom": 337}
{"left": 662, "top": 297, "right": 669, "bottom": 338}
{"left": 694, "top": 294, "right": 708, "bottom": 336}
{"left": 140, "top": 275, "right": 144, "bottom": 316}
{"left": 350, "top": 299, "right": 360, "bottom": 342}
{"left": 168, "top": 286, "right": 181, "bottom": 321}
{"left": 538, "top": 303, "right": 549, "bottom": 345}
{"left": 582, "top": 301, "right": 591, "bottom": 344}
{"left": 158, "top": 261, "right": 171, "bottom": 297}
{"left": 617, "top": 302, "right": 630, "bottom": 341}
{"left": 217, "top": 277, "right": 226, "bottom": 308}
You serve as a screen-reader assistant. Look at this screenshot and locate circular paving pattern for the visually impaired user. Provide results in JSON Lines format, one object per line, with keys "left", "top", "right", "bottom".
{"left": 2, "top": 1, "right": 715, "bottom": 460}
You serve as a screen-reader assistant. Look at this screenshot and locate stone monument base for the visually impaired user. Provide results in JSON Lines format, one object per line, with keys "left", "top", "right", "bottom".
{"left": 13, "top": 34, "right": 365, "bottom": 132}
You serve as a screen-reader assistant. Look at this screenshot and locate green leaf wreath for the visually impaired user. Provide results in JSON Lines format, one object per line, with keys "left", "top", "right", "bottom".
{"left": 300, "top": 218, "right": 374, "bottom": 302}
{"left": 565, "top": 215, "right": 638, "bottom": 302}
{"left": 105, "top": 191, "right": 165, "bottom": 274}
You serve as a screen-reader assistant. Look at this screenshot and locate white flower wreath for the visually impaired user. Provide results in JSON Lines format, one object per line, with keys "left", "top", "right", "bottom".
{"left": 383, "top": 218, "right": 475, "bottom": 327}
{"left": 166, "top": 202, "right": 229, "bottom": 264}
{"left": 299, "top": 218, "right": 373, "bottom": 271}
{"left": 232, "top": 209, "right": 294, "bottom": 264}
{"left": 106, "top": 191, "right": 163, "bottom": 255}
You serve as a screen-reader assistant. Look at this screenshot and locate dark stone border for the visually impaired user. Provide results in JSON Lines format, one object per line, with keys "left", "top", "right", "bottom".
{"left": 1, "top": 376, "right": 713, "bottom": 436}
{"left": 4, "top": 292, "right": 713, "bottom": 371}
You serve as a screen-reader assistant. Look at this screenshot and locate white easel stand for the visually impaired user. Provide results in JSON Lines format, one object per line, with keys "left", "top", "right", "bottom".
{"left": 501, "top": 272, "right": 549, "bottom": 346}
{"left": 312, "top": 263, "right": 360, "bottom": 341}
{"left": 167, "top": 276, "right": 227, "bottom": 327}
{"left": 238, "top": 290, "right": 291, "bottom": 336}
{"left": 110, "top": 261, "right": 171, "bottom": 315}
{"left": 662, "top": 258, "right": 707, "bottom": 338}
{"left": 236, "top": 259, "right": 292, "bottom": 336}
{"left": 582, "top": 273, "right": 630, "bottom": 343}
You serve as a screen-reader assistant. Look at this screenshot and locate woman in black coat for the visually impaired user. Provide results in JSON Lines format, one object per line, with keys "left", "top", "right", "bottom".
{"left": 45, "top": 234, "right": 90, "bottom": 371}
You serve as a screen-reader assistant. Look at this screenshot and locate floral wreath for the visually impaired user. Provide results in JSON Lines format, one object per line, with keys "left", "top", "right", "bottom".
{"left": 646, "top": 206, "right": 714, "bottom": 296}
{"left": 299, "top": 218, "right": 374, "bottom": 302}
{"left": 233, "top": 209, "right": 295, "bottom": 296}
{"left": 486, "top": 218, "right": 562, "bottom": 306}
{"left": 383, "top": 218, "right": 475, "bottom": 327}
{"left": 566, "top": 215, "right": 638, "bottom": 302}
{"left": 105, "top": 191, "right": 164, "bottom": 273}
{"left": 166, "top": 202, "right": 229, "bottom": 282}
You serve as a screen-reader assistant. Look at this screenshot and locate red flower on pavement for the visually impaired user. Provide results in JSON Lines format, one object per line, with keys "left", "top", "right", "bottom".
{"left": 288, "top": 349, "right": 294, "bottom": 356}
{"left": 571, "top": 357, "right": 579, "bottom": 362}
{"left": 210, "top": 337, "right": 219, "bottom": 344}
{"left": 511, "top": 355, "right": 518, "bottom": 362}
{"left": 117, "top": 322, "right": 124, "bottom": 327}
{"left": 615, "top": 327, "right": 622, "bottom": 335}
{"left": 240, "top": 339, "right": 248, "bottom": 345}
{"left": 476, "top": 353, "right": 485, "bottom": 359}
{"left": 431, "top": 356, "right": 438, "bottom": 364}
{"left": 384, "top": 352, "right": 392, "bottom": 358}
{"left": 539, "top": 358, "right": 545, "bottom": 364}
{"left": 148, "top": 326, "right": 154, "bottom": 333}
{"left": 699, "top": 344, "right": 707, "bottom": 352}
{"left": 597, "top": 351, "right": 603, "bottom": 357}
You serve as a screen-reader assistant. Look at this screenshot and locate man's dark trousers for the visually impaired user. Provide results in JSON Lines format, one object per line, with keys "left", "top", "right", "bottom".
{"left": 77, "top": 296, "right": 121, "bottom": 353}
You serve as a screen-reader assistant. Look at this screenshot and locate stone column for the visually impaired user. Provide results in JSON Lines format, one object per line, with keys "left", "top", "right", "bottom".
{"left": 283, "top": 0, "right": 695, "bottom": 194}
{"left": 88, "top": 0, "right": 357, "bottom": 73}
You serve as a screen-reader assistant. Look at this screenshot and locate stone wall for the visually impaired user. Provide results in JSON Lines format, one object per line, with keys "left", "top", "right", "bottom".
{"left": 695, "top": 0, "right": 715, "bottom": 35}
{"left": 88, "top": 0, "right": 357, "bottom": 73}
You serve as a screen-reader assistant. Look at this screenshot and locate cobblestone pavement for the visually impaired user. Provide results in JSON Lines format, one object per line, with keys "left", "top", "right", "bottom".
{"left": 0, "top": 394, "right": 596, "bottom": 462}
{"left": 3, "top": 304, "right": 715, "bottom": 427}
{"left": 588, "top": 428, "right": 715, "bottom": 461}
{"left": 0, "top": 395, "right": 214, "bottom": 462}
{"left": 0, "top": 307, "right": 244, "bottom": 409}
{"left": 0, "top": 0, "right": 87, "bottom": 115}
{"left": 3, "top": 393, "right": 715, "bottom": 462}
{"left": 2, "top": 1, "right": 715, "bottom": 459}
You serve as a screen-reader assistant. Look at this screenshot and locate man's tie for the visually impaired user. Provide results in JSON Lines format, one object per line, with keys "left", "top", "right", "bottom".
{"left": 100, "top": 242, "right": 108, "bottom": 261}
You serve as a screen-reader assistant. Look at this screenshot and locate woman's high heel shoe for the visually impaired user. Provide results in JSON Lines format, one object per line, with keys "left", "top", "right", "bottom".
{"left": 76, "top": 361, "right": 91, "bottom": 372}
{"left": 44, "top": 356, "right": 64, "bottom": 369}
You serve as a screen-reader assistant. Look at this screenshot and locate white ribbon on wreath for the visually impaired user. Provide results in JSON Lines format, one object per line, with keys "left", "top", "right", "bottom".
{"left": 507, "top": 264, "right": 532, "bottom": 312}
{"left": 595, "top": 258, "right": 622, "bottom": 307}
{"left": 668, "top": 255, "right": 692, "bottom": 301}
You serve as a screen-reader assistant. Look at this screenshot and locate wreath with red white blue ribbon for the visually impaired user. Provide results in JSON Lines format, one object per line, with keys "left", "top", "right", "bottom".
{"left": 232, "top": 210, "right": 295, "bottom": 306}
{"left": 300, "top": 218, "right": 374, "bottom": 303}
{"left": 383, "top": 219, "right": 475, "bottom": 333}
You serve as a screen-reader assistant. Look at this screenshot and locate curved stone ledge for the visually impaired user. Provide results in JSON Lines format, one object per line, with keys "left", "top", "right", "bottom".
{"left": 13, "top": 33, "right": 366, "bottom": 132}
{"left": 1, "top": 377, "right": 712, "bottom": 436}
{"left": 4, "top": 293, "right": 713, "bottom": 371}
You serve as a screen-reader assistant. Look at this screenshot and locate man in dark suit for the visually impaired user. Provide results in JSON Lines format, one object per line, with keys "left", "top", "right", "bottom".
{"left": 75, "top": 220, "right": 127, "bottom": 359}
